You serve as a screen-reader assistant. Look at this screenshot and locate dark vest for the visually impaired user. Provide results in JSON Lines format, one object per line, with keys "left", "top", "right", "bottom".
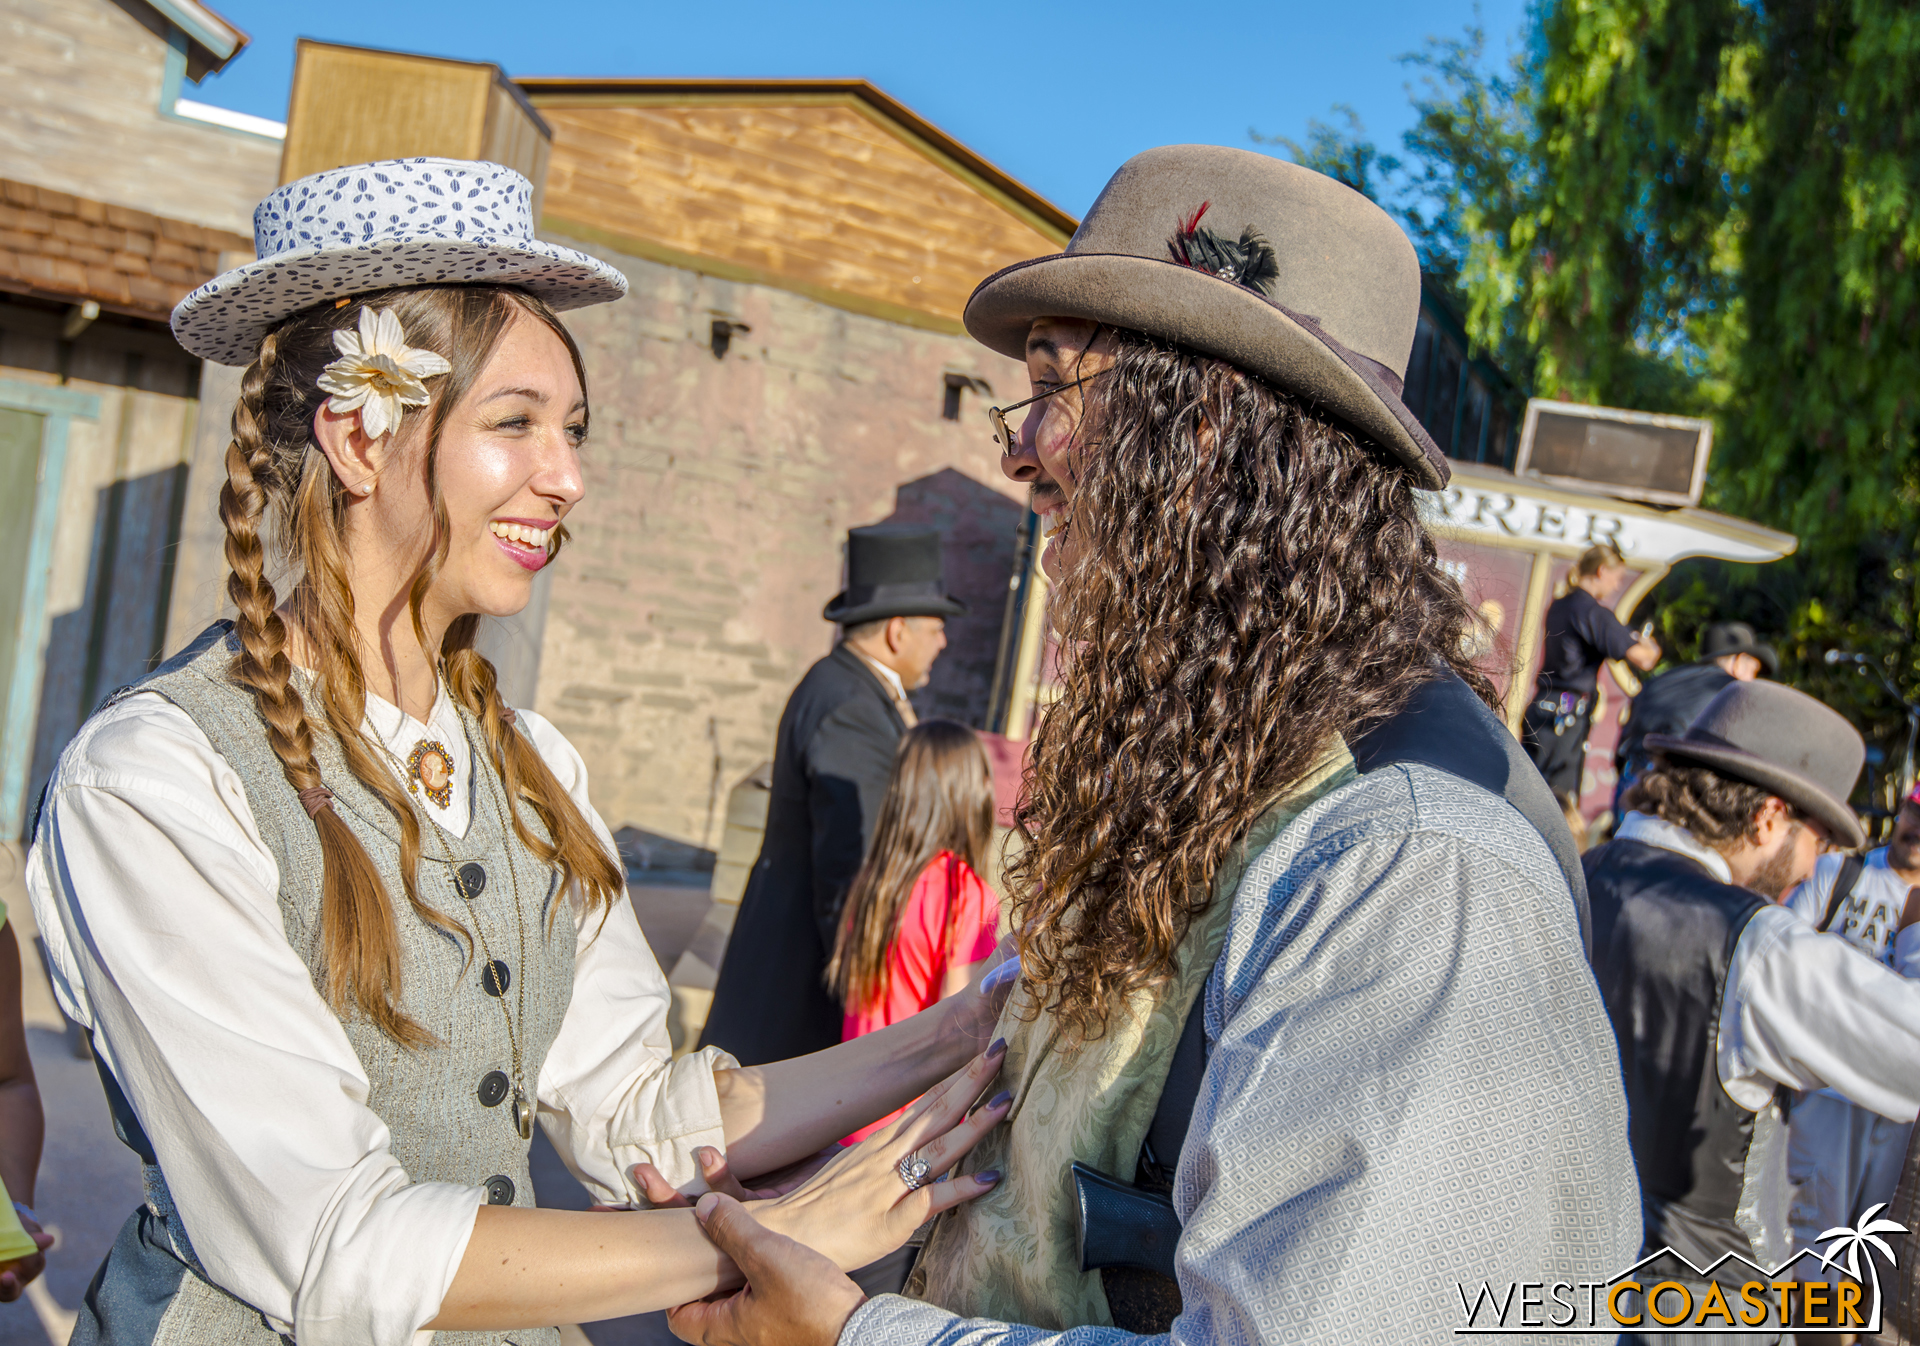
{"left": 1585, "top": 835, "right": 1791, "bottom": 1268}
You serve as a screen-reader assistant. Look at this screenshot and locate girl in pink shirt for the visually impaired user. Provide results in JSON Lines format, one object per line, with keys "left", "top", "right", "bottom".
{"left": 829, "top": 721, "right": 1001, "bottom": 1142}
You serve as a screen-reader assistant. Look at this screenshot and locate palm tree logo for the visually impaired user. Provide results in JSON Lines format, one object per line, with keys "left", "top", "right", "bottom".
{"left": 1817, "top": 1202, "right": 1908, "bottom": 1327}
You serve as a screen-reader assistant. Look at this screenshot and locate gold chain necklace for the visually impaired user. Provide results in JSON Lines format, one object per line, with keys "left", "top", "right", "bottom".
{"left": 372, "top": 696, "right": 538, "bottom": 1140}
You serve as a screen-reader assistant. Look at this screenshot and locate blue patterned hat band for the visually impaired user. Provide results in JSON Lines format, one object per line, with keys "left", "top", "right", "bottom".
{"left": 171, "top": 157, "right": 628, "bottom": 366}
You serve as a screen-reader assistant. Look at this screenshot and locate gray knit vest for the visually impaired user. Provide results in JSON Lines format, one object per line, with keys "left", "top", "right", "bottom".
{"left": 101, "top": 622, "right": 573, "bottom": 1346}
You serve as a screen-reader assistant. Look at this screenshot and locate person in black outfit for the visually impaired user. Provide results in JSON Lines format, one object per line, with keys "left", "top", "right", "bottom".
{"left": 701, "top": 525, "right": 965, "bottom": 1066}
{"left": 1521, "top": 542, "right": 1661, "bottom": 802}
{"left": 1613, "top": 620, "right": 1776, "bottom": 808}
{"left": 1584, "top": 680, "right": 1920, "bottom": 1342}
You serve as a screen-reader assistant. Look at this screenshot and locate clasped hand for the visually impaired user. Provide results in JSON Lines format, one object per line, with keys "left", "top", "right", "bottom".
{"left": 639, "top": 1039, "right": 1012, "bottom": 1346}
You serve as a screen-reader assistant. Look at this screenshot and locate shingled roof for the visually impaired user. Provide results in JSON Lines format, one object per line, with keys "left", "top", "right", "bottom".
{"left": 0, "top": 177, "right": 251, "bottom": 322}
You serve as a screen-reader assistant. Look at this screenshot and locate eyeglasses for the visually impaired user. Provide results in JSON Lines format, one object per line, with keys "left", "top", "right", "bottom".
{"left": 985, "top": 369, "right": 1110, "bottom": 456}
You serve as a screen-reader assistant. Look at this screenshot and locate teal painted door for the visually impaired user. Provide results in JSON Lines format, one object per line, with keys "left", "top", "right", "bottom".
{"left": 0, "top": 408, "right": 46, "bottom": 761}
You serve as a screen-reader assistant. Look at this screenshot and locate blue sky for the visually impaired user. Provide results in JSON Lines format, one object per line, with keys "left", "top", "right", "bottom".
{"left": 188, "top": 1, "right": 1530, "bottom": 218}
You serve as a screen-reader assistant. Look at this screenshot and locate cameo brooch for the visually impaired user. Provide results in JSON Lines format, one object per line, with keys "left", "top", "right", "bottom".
{"left": 406, "top": 739, "right": 455, "bottom": 809}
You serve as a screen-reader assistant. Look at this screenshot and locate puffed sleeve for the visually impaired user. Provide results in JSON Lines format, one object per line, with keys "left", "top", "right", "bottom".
{"left": 1719, "top": 904, "right": 1920, "bottom": 1118}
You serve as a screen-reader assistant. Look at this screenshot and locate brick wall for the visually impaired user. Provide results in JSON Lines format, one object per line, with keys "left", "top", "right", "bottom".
{"left": 0, "top": 178, "right": 249, "bottom": 319}
{"left": 533, "top": 235, "right": 1032, "bottom": 849}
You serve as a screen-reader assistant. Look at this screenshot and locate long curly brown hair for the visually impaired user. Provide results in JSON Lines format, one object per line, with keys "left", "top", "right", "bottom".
{"left": 1005, "top": 330, "right": 1494, "bottom": 1043}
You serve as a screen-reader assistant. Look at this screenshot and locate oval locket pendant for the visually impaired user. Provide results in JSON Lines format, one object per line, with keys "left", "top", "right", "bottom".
{"left": 512, "top": 1089, "right": 534, "bottom": 1140}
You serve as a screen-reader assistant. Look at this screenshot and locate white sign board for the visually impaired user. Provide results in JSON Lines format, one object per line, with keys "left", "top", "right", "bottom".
{"left": 1422, "top": 480, "right": 1792, "bottom": 567}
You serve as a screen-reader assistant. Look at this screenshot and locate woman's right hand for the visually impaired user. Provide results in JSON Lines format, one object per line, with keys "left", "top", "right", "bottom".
{"left": 748, "top": 1038, "right": 1011, "bottom": 1272}
{"left": 0, "top": 1210, "right": 53, "bottom": 1302}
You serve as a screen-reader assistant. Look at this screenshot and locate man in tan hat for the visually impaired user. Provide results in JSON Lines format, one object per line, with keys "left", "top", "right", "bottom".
{"left": 666, "top": 146, "right": 1638, "bottom": 1345}
{"left": 1587, "top": 680, "right": 1920, "bottom": 1338}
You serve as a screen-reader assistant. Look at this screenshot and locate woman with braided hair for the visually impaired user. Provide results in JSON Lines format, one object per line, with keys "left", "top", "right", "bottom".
{"left": 24, "top": 160, "right": 1013, "bottom": 1346}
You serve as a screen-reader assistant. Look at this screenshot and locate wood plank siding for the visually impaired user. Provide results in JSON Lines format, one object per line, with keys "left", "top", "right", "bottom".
{"left": 524, "top": 82, "right": 1075, "bottom": 333}
{"left": 280, "top": 42, "right": 552, "bottom": 208}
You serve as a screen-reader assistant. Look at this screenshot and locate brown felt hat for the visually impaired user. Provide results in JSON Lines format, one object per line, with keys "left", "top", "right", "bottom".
{"left": 1645, "top": 680, "right": 1866, "bottom": 848}
{"left": 964, "top": 145, "right": 1448, "bottom": 489}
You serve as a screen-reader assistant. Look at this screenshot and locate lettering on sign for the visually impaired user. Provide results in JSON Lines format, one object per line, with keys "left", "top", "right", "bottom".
{"left": 1430, "top": 485, "right": 1629, "bottom": 553}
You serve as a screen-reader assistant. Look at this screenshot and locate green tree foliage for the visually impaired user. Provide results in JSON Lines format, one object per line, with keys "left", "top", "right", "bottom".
{"left": 1269, "top": 0, "right": 1920, "bottom": 794}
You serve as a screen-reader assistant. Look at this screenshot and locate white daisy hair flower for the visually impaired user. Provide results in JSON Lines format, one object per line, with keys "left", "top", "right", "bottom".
{"left": 315, "top": 306, "right": 453, "bottom": 442}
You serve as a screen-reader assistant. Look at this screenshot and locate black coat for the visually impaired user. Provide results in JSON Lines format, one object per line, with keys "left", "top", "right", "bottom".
{"left": 1616, "top": 662, "right": 1735, "bottom": 772}
{"left": 700, "top": 645, "right": 908, "bottom": 1065}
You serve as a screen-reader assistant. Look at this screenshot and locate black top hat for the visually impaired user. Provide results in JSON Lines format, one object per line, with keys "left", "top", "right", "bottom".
{"left": 1699, "top": 621, "right": 1779, "bottom": 676}
{"left": 822, "top": 524, "right": 968, "bottom": 626}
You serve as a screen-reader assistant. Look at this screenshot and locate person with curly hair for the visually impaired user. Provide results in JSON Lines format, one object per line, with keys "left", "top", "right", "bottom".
{"left": 665, "top": 147, "right": 1641, "bottom": 1346}
{"left": 1587, "top": 681, "right": 1920, "bottom": 1341}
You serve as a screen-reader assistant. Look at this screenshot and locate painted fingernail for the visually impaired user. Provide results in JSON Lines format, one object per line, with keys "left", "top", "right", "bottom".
{"left": 988, "top": 1089, "right": 1013, "bottom": 1110}
{"left": 974, "top": 1169, "right": 1002, "bottom": 1184}
{"left": 982, "top": 958, "right": 1022, "bottom": 993}
{"left": 987, "top": 1037, "right": 1007, "bottom": 1057}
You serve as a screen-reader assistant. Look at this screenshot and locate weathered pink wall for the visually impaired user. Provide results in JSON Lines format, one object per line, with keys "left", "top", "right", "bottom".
{"left": 534, "top": 237, "right": 1031, "bottom": 849}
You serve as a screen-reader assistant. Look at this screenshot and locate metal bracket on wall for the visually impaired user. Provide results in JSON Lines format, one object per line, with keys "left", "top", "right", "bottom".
{"left": 942, "top": 372, "right": 993, "bottom": 422}
{"left": 709, "top": 317, "right": 751, "bottom": 360}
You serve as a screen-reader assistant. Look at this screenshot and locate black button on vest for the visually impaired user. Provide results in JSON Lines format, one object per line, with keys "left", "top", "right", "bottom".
{"left": 477, "top": 1071, "right": 510, "bottom": 1108}
{"left": 484, "top": 1175, "right": 515, "bottom": 1206}
{"left": 481, "top": 959, "right": 510, "bottom": 996}
{"left": 458, "top": 862, "right": 487, "bottom": 898}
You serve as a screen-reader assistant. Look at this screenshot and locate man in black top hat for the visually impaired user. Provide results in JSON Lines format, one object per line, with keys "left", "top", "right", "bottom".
{"left": 701, "top": 524, "right": 966, "bottom": 1066}
{"left": 1587, "top": 680, "right": 1920, "bottom": 1339}
{"left": 1614, "top": 620, "right": 1778, "bottom": 807}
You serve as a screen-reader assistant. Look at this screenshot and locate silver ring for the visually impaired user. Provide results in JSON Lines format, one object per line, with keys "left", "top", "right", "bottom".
{"left": 896, "top": 1151, "right": 933, "bottom": 1191}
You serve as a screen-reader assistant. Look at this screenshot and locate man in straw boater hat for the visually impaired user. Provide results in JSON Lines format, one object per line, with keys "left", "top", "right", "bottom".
{"left": 703, "top": 524, "right": 964, "bottom": 1067}
{"left": 1583, "top": 682, "right": 1920, "bottom": 1340}
{"left": 665, "top": 145, "right": 1641, "bottom": 1345}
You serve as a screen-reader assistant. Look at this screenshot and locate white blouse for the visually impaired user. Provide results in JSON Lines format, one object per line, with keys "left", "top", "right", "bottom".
{"left": 26, "top": 685, "right": 735, "bottom": 1346}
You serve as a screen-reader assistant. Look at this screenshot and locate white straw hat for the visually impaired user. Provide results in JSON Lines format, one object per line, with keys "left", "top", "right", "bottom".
{"left": 172, "top": 157, "right": 628, "bottom": 365}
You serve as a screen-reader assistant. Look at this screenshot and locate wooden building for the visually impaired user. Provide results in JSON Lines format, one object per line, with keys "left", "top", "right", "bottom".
{"left": 502, "top": 76, "right": 1070, "bottom": 851}
{"left": 0, "top": 0, "right": 278, "bottom": 833}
